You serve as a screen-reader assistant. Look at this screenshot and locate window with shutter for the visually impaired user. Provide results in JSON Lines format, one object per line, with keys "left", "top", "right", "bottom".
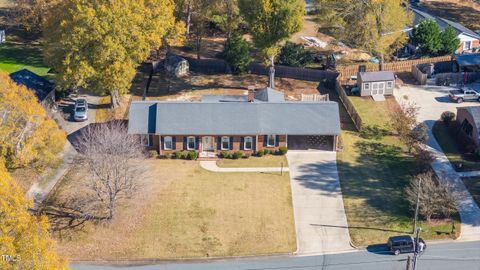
{"left": 244, "top": 136, "right": 253, "bottom": 150}
{"left": 267, "top": 135, "right": 276, "bottom": 147}
{"left": 221, "top": 136, "right": 230, "bottom": 150}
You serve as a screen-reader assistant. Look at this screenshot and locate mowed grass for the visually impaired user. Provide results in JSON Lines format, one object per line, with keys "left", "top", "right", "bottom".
{"left": 337, "top": 97, "right": 460, "bottom": 247}
{"left": 349, "top": 96, "right": 398, "bottom": 130}
{"left": 217, "top": 155, "right": 288, "bottom": 168}
{"left": 0, "top": 42, "right": 50, "bottom": 75}
{"left": 49, "top": 160, "right": 296, "bottom": 260}
{"left": 463, "top": 177, "right": 480, "bottom": 208}
{"left": 432, "top": 122, "right": 480, "bottom": 172}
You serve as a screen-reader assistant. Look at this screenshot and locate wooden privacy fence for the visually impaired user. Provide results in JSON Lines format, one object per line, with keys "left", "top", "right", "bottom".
{"left": 335, "top": 81, "right": 362, "bottom": 131}
{"left": 337, "top": 55, "right": 453, "bottom": 81}
{"left": 412, "top": 65, "right": 427, "bottom": 85}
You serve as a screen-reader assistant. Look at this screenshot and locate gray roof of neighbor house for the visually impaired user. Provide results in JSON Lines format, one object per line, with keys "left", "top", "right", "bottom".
{"left": 358, "top": 71, "right": 395, "bottom": 82}
{"left": 454, "top": 54, "right": 480, "bottom": 66}
{"left": 410, "top": 9, "right": 480, "bottom": 39}
{"left": 10, "top": 69, "right": 54, "bottom": 102}
{"left": 128, "top": 101, "right": 341, "bottom": 136}
{"left": 458, "top": 106, "right": 480, "bottom": 129}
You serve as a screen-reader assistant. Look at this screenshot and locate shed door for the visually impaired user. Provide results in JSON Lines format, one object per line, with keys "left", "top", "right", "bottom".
{"left": 371, "top": 82, "right": 379, "bottom": 95}
{"left": 378, "top": 82, "right": 385, "bottom": 95}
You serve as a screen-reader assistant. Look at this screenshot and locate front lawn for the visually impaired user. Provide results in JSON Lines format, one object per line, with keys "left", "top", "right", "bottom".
{"left": 47, "top": 160, "right": 296, "bottom": 260}
{"left": 217, "top": 155, "right": 288, "bottom": 168}
{"left": 337, "top": 95, "right": 460, "bottom": 247}
{"left": 432, "top": 121, "right": 480, "bottom": 172}
{"left": 463, "top": 177, "right": 480, "bottom": 208}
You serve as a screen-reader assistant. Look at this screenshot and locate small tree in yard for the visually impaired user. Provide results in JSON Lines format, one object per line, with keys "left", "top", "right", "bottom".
{"left": 390, "top": 101, "right": 421, "bottom": 153}
{"left": 224, "top": 32, "right": 252, "bottom": 74}
{"left": 406, "top": 171, "right": 457, "bottom": 222}
{"left": 76, "top": 121, "right": 145, "bottom": 220}
{"left": 278, "top": 42, "right": 314, "bottom": 67}
{"left": 440, "top": 26, "right": 460, "bottom": 55}
{"left": 412, "top": 19, "right": 442, "bottom": 55}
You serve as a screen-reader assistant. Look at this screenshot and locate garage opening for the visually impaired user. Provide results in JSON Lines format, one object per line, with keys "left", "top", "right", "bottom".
{"left": 287, "top": 135, "right": 334, "bottom": 151}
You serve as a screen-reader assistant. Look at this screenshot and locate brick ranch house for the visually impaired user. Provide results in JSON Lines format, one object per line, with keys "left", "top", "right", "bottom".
{"left": 128, "top": 88, "right": 341, "bottom": 156}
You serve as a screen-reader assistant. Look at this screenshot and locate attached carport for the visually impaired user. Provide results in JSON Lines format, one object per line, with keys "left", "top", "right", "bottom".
{"left": 287, "top": 135, "right": 336, "bottom": 151}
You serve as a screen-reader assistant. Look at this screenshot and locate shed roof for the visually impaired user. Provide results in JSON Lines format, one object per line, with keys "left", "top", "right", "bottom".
{"left": 9, "top": 69, "right": 54, "bottom": 102}
{"left": 358, "top": 71, "right": 395, "bottom": 82}
{"left": 454, "top": 54, "right": 480, "bottom": 66}
{"left": 128, "top": 101, "right": 341, "bottom": 136}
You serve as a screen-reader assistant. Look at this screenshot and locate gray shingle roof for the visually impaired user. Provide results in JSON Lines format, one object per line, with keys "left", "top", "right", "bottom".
{"left": 359, "top": 71, "right": 395, "bottom": 82}
{"left": 410, "top": 8, "right": 480, "bottom": 39}
{"left": 128, "top": 101, "right": 341, "bottom": 136}
{"left": 10, "top": 69, "right": 54, "bottom": 102}
{"left": 454, "top": 54, "right": 480, "bottom": 66}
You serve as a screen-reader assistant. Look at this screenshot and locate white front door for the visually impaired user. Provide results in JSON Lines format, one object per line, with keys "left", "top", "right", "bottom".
{"left": 378, "top": 82, "right": 385, "bottom": 95}
{"left": 202, "top": 136, "right": 214, "bottom": 151}
{"left": 371, "top": 82, "right": 379, "bottom": 95}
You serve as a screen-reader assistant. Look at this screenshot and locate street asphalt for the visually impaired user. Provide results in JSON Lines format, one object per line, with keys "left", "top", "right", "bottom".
{"left": 71, "top": 241, "right": 480, "bottom": 270}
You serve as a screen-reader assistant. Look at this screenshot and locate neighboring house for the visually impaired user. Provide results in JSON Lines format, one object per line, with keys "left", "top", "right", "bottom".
{"left": 9, "top": 69, "right": 56, "bottom": 110}
{"left": 357, "top": 71, "right": 396, "bottom": 97}
{"left": 456, "top": 106, "right": 480, "bottom": 146}
{"left": 404, "top": 9, "right": 480, "bottom": 54}
{"left": 128, "top": 88, "right": 341, "bottom": 156}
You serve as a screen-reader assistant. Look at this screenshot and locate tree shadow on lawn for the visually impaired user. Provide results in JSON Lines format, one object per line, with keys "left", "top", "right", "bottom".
{"left": 0, "top": 42, "right": 46, "bottom": 68}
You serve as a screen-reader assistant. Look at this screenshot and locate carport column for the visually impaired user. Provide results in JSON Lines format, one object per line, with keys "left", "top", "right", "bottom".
{"left": 285, "top": 134, "right": 288, "bottom": 148}
{"left": 333, "top": 135, "right": 337, "bottom": 151}
{"left": 158, "top": 134, "right": 162, "bottom": 155}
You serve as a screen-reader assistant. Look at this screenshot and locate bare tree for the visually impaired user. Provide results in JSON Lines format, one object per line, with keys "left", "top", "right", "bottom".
{"left": 390, "top": 101, "right": 423, "bottom": 153}
{"left": 75, "top": 121, "right": 145, "bottom": 220}
{"left": 405, "top": 171, "right": 456, "bottom": 222}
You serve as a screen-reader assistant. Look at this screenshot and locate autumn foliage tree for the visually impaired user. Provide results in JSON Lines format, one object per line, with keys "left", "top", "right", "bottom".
{"left": 13, "top": 0, "right": 60, "bottom": 33}
{"left": 0, "top": 161, "right": 68, "bottom": 270}
{"left": 239, "top": 0, "right": 304, "bottom": 87}
{"left": 43, "top": 0, "right": 182, "bottom": 107}
{"left": 0, "top": 72, "right": 66, "bottom": 169}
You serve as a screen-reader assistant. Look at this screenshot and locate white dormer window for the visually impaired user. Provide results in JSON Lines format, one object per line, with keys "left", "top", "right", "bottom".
{"left": 464, "top": 41, "right": 472, "bottom": 51}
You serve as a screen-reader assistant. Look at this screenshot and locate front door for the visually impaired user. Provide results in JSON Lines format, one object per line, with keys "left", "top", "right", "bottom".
{"left": 202, "top": 136, "right": 214, "bottom": 151}
{"left": 371, "top": 82, "right": 379, "bottom": 95}
{"left": 378, "top": 82, "right": 385, "bottom": 95}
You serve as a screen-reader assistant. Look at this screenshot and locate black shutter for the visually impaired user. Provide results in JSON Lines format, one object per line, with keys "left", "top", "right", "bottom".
{"left": 217, "top": 136, "right": 222, "bottom": 150}
{"left": 196, "top": 136, "right": 200, "bottom": 150}
{"left": 264, "top": 135, "right": 268, "bottom": 147}
{"left": 160, "top": 136, "right": 164, "bottom": 150}
{"left": 275, "top": 135, "right": 280, "bottom": 147}
{"left": 183, "top": 136, "right": 187, "bottom": 150}
{"left": 253, "top": 137, "right": 256, "bottom": 151}
{"left": 240, "top": 137, "right": 244, "bottom": 150}
{"left": 172, "top": 136, "right": 176, "bottom": 150}
{"left": 230, "top": 137, "right": 234, "bottom": 150}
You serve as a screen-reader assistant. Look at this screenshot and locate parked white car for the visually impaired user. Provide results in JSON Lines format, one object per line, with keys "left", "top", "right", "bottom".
{"left": 73, "top": 98, "right": 88, "bottom": 121}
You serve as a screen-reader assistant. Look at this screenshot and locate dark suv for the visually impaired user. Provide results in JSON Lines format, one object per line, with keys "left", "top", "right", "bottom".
{"left": 387, "top": 235, "right": 426, "bottom": 255}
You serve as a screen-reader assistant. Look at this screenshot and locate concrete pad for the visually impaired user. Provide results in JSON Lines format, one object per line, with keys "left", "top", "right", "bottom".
{"left": 286, "top": 151, "right": 354, "bottom": 255}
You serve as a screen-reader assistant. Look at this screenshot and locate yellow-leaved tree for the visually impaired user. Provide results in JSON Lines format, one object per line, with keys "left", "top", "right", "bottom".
{"left": 0, "top": 160, "right": 68, "bottom": 270}
{"left": 0, "top": 72, "right": 66, "bottom": 169}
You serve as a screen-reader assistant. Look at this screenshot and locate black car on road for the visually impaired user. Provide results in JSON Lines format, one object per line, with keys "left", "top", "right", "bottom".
{"left": 387, "top": 235, "right": 426, "bottom": 255}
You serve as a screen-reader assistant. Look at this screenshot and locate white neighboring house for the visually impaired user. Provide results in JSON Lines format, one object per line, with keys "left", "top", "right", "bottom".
{"left": 404, "top": 9, "right": 480, "bottom": 54}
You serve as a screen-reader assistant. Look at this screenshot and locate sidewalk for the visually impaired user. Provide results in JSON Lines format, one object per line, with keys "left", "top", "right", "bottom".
{"left": 199, "top": 161, "right": 289, "bottom": 173}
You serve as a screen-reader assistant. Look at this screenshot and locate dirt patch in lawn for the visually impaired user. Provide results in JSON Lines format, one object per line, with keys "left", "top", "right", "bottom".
{"left": 47, "top": 160, "right": 295, "bottom": 260}
{"left": 420, "top": 0, "right": 480, "bottom": 30}
{"left": 135, "top": 72, "right": 321, "bottom": 102}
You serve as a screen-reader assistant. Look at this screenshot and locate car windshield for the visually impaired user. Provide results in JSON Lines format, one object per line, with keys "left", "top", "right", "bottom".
{"left": 75, "top": 107, "right": 86, "bottom": 112}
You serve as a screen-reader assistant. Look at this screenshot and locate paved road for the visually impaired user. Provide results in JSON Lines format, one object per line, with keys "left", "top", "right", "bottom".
{"left": 286, "top": 151, "right": 353, "bottom": 254}
{"left": 395, "top": 85, "right": 480, "bottom": 241}
{"left": 71, "top": 241, "right": 480, "bottom": 270}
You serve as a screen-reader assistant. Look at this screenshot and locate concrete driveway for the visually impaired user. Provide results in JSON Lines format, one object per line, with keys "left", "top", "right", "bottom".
{"left": 286, "top": 151, "right": 354, "bottom": 255}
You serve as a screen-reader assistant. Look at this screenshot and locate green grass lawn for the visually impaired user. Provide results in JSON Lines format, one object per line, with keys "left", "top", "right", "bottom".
{"left": 217, "top": 155, "right": 288, "bottom": 168}
{"left": 337, "top": 96, "right": 460, "bottom": 247}
{"left": 463, "top": 177, "right": 480, "bottom": 208}
{"left": 432, "top": 122, "right": 480, "bottom": 172}
{"left": 0, "top": 42, "right": 50, "bottom": 76}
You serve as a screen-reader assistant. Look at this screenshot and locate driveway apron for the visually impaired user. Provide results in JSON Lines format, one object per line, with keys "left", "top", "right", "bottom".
{"left": 286, "top": 151, "right": 354, "bottom": 254}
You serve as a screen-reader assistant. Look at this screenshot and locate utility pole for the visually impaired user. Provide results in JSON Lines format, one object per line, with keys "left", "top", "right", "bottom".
{"left": 412, "top": 228, "right": 422, "bottom": 270}
{"left": 413, "top": 177, "right": 422, "bottom": 233}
